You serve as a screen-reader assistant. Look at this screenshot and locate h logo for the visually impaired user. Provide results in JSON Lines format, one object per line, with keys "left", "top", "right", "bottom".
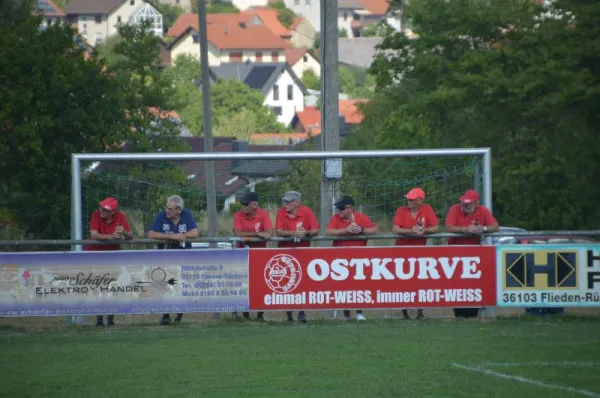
{"left": 587, "top": 249, "right": 600, "bottom": 290}
{"left": 505, "top": 251, "right": 577, "bottom": 289}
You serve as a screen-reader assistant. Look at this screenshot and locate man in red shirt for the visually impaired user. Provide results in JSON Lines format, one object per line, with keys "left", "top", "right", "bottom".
{"left": 233, "top": 191, "right": 273, "bottom": 321}
{"left": 392, "top": 188, "right": 439, "bottom": 320}
{"left": 445, "top": 189, "right": 498, "bottom": 318}
{"left": 327, "top": 195, "right": 378, "bottom": 321}
{"left": 275, "top": 190, "right": 319, "bottom": 323}
{"left": 85, "top": 197, "right": 133, "bottom": 327}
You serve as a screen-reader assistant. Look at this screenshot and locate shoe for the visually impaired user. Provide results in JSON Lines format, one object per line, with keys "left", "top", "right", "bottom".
{"left": 402, "top": 310, "right": 410, "bottom": 320}
{"left": 95, "top": 321, "right": 104, "bottom": 327}
{"left": 287, "top": 315, "right": 294, "bottom": 322}
{"left": 356, "top": 313, "right": 367, "bottom": 321}
{"left": 298, "top": 313, "right": 307, "bottom": 323}
{"left": 256, "top": 316, "right": 266, "bottom": 322}
{"left": 343, "top": 316, "right": 351, "bottom": 322}
{"left": 174, "top": 314, "right": 183, "bottom": 324}
{"left": 107, "top": 321, "right": 115, "bottom": 326}
{"left": 416, "top": 310, "right": 425, "bottom": 320}
{"left": 160, "top": 316, "right": 172, "bottom": 325}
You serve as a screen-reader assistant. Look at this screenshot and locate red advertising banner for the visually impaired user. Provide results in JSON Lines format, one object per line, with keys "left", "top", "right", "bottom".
{"left": 249, "top": 246, "right": 496, "bottom": 310}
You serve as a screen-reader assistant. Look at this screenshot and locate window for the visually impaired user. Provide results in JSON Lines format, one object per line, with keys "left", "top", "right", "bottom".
{"left": 229, "top": 52, "right": 243, "bottom": 62}
{"left": 117, "top": 16, "right": 122, "bottom": 23}
{"left": 82, "top": 23, "right": 87, "bottom": 33}
{"left": 343, "top": 12, "right": 348, "bottom": 21}
{"left": 272, "top": 106, "right": 282, "bottom": 116}
{"left": 287, "top": 85, "right": 293, "bottom": 100}
{"left": 255, "top": 52, "right": 263, "bottom": 62}
{"left": 192, "top": 34, "right": 199, "bottom": 43}
{"left": 305, "top": 0, "right": 311, "bottom": 4}
{"left": 294, "top": 0, "right": 299, "bottom": 4}
{"left": 130, "top": 0, "right": 135, "bottom": 5}
{"left": 95, "top": 32, "right": 103, "bottom": 45}
{"left": 271, "top": 51, "right": 279, "bottom": 62}
{"left": 95, "top": 14, "right": 102, "bottom": 23}
{"left": 303, "top": 54, "right": 308, "bottom": 62}
{"left": 273, "top": 85, "right": 279, "bottom": 101}
{"left": 47, "top": 18, "right": 52, "bottom": 26}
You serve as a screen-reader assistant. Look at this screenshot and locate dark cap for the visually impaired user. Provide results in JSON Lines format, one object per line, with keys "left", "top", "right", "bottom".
{"left": 335, "top": 195, "right": 355, "bottom": 210}
{"left": 240, "top": 192, "right": 259, "bottom": 206}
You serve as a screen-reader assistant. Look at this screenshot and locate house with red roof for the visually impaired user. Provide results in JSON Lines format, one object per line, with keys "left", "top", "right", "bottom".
{"left": 166, "top": 13, "right": 288, "bottom": 65}
{"left": 289, "top": 16, "right": 316, "bottom": 49}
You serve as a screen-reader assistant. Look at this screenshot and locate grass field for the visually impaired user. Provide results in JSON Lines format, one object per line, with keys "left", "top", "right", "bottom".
{"left": 1, "top": 315, "right": 599, "bottom": 397}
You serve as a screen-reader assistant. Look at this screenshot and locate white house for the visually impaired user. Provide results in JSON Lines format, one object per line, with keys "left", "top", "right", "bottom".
{"left": 225, "top": 0, "right": 269, "bottom": 11}
{"left": 35, "top": 0, "right": 66, "bottom": 28}
{"left": 210, "top": 62, "right": 308, "bottom": 126}
{"left": 285, "top": 48, "right": 320, "bottom": 78}
{"left": 64, "top": 0, "right": 163, "bottom": 46}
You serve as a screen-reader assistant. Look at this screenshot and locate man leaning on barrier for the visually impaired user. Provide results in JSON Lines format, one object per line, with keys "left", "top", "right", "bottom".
{"left": 276, "top": 190, "right": 319, "bottom": 323}
{"left": 445, "top": 189, "right": 499, "bottom": 319}
{"left": 85, "top": 197, "right": 134, "bottom": 327}
{"left": 148, "top": 195, "right": 199, "bottom": 325}
{"left": 232, "top": 191, "right": 273, "bottom": 321}
{"left": 392, "top": 188, "right": 439, "bottom": 320}
{"left": 326, "top": 195, "right": 378, "bottom": 321}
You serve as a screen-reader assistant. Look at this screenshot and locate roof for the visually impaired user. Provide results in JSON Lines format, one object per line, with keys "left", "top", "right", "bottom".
{"left": 34, "top": 0, "right": 65, "bottom": 16}
{"left": 167, "top": 13, "right": 253, "bottom": 37}
{"left": 338, "top": 37, "right": 383, "bottom": 68}
{"left": 210, "top": 62, "right": 307, "bottom": 96}
{"left": 339, "top": 0, "right": 364, "bottom": 9}
{"left": 167, "top": 13, "right": 288, "bottom": 50}
{"left": 339, "top": 99, "right": 368, "bottom": 124}
{"left": 245, "top": 7, "right": 291, "bottom": 38}
{"left": 294, "top": 100, "right": 367, "bottom": 134}
{"left": 289, "top": 17, "right": 305, "bottom": 30}
{"left": 294, "top": 106, "right": 321, "bottom": 135}
{"left": 285, "top": 48, "right": 307, "bottom": 66}
{"left": 360, "top": 0, "right": 390, "bottom": 14}
{"left": 64, "top": 0, "right": 125, "bottom": 15}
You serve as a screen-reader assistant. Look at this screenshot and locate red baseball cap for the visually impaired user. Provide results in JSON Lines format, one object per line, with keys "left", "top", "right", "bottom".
{"left": 405, "top": 188, "right": 425, "bottom": 200}
{"left": 459, "top": 190, "right": 480, "bottom": 204}
{"left": 99, "top": 197, "right": 118, "bottom": 211}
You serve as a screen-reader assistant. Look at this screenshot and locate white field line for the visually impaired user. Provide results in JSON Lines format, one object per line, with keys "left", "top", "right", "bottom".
{"left": 451, "top": 363, "right": 600, "bottom": 397}
{"left": 480, "top": 362, "right": 598, "bottom": 367}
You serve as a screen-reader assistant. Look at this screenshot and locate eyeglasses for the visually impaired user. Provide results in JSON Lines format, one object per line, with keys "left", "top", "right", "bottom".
{"left": 283, "top": 200, "right": 296, "bottom": 204}
{"left": 165, "top": 206, "right": 180, "bottom": 211}
{"left": 337, "top": 206, "right": 352, "bottom": 211}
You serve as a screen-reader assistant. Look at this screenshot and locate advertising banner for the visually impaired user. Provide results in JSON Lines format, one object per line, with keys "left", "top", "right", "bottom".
{"left": 0, "top": 250, "right": 249, "bottom": 317}
{"left": 497, "top": 244, "right": 600, "bottom": 307}
{"left": 249, "top": 246, "right": 496, "bottom": 310}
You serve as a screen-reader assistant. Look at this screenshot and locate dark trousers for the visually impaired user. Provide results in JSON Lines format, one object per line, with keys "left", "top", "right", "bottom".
{"left": 453, "top": 308, "right": 479, "bottom": 318}
{"left": 343, "top": 310, "right": 363, "bottom": 317}
{"left": 243, "top": 312, "right": 264, "bottom": 318}
{"left": 96, "top": 315, "right": 114, "bottom": 323}
{"left": 163, "top": 313, "right": 183, "bottom": 320}
{"left": 286, "top": 311, "right": 305, "bottom": 318}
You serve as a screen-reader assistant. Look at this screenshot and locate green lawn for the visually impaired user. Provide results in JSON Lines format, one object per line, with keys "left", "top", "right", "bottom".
{"left": 1, "top": 317, "right": 599, "bottom": 397}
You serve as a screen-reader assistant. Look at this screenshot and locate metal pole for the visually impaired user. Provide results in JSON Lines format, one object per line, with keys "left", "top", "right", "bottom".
{"left": 473, "top": 158, "right": 481, "bottom": 197}
{"left": 319, "top": 0, "right": 340, "bottom": 242}
{"left": 483, "top": 148, "right": 492, "bottom": 212}
{"left": 71, "top": 154, "right": 83, "bottom": 252}
{"left": 197, "top": 0, "right": 218, "bottom": 245}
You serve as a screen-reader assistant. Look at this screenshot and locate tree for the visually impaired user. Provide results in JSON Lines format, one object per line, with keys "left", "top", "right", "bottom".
{"left": 365, "top": 0, "right": 600, "bottom": 230}
{"left": 301, "top": 69, "right": 320, "bottom": 91}
{"left": 163, "top": 56, "right": 289, "bottom": 136}
{"left": 361, "top": 22, "right": 394, "bottom": 37}
{"left": 269, "top": 1, "right": 296, "bottom": 28}
{"left": 0, "top": 13, "right": 128, "bottom": 239}
{"left": 193, "top": 0, "right": 239, "bottom": 13}
{"left": 338, "top": 28, "right": 349, "bottom": 38}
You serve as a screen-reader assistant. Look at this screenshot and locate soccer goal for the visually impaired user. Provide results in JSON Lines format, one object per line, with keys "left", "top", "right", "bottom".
{"left": 72, "top": 148, "right": 492, "bottom": 246}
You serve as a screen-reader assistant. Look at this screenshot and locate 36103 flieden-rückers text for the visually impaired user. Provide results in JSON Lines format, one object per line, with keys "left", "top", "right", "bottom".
{"left": 502, "top": 292, "right": 600, "bottom": 304}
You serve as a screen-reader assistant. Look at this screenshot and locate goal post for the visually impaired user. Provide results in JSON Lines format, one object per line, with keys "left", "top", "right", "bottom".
{"left": 71, "top": 147, "right": 492, "bottom": 248}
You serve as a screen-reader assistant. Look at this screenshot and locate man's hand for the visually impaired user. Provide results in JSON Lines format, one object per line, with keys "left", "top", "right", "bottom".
{"left": 294, "top": 227, "right": 307, "bottom": 238}
{"left": 171, "top": 233, "right": 186, "bottom": 242}
{"left": 467, "top": 225, "right": 483, "bottom": 234}
{"left": 411, "top": 225, "right": 424, "bottom": 236}
{"left": 112, "top": 231, "right": 124, "bottom": 240}
{"left": 115, "top": 225, "right": 124, "bottom": 235}
{"left": 256, "top": 231, "right": 271, "bottom": 239}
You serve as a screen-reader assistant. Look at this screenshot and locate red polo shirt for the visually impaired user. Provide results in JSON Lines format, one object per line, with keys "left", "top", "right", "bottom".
{"left": 327, "top": 211, "right": 376, "bottom": 247}
{"left": 276, "top": 205, "right": 319, "bottom": 248}
{"left": 393, "top": 204, "right": 438, "bottom": 246}
{"left": 85, "top": 210, "right": 131, "bottom": 251}
{"left": 445, "top": 204, "right": 498, "bottom": 245}
{"left": 233, "top": 208, "right": 273, "bottom": 248}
